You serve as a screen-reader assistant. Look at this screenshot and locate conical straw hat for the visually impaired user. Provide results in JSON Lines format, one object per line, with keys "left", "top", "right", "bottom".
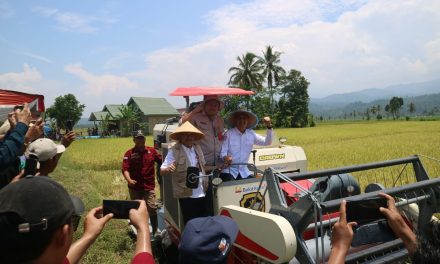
{"left": 170, "top": 121, "right": 205, "bottom": 141}
{"left": 228, "top": 110, "right": 258, "bottom": 129}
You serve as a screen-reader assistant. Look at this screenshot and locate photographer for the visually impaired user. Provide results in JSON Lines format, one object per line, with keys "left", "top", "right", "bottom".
{"left": 0, "top": 103, "right": 31, "bottom": 169}
{"left": 0, "top": 104, "right": 32, "bottom": 189}
{"left": 0, "top": 176, "right": 155, "bottom": 264}
{"left": 21, "top": 132, "right": 75, "bottom": 178}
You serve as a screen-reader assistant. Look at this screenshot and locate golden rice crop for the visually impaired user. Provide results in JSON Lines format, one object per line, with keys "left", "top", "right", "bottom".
{"left": 50, "top": 120, "right": 440, "bottom": 264}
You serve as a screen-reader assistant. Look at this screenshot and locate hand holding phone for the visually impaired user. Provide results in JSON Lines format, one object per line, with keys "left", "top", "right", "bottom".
{"left": 103, "top": 200, "right": 140, "bottom": 219}
{"left": 346, "top": 197, "right": 387, "bottom": 224}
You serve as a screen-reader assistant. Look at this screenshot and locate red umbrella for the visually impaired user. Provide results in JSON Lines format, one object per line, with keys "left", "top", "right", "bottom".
{"left": 170, "top": 87, "right": 254, "bottom": 96}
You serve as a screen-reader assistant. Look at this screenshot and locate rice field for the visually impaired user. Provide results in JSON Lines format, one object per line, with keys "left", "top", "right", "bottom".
{"left": 51, "top": 119, "right": 440, "bottom": 264}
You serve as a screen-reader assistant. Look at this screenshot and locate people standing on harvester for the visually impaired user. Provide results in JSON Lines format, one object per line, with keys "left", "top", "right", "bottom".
{"left": 160, "top": 121, "right": 209, "bottom": 225}
{"left": 122, "top": 130, "right": 162, "bottom": 235}
{"left": 180, "top": 95, "right": 224, "bottom": 215}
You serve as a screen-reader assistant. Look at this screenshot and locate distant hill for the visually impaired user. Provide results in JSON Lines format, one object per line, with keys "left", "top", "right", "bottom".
{"left": 310, "top": 93, "right": 440, "bottom": 119}
{"left": 310, "top": 79, "right": 440, "bottom": 119}
{"left": 312, "top": 79, "right": 440, "bottom": 105}
{"left": 75, "top": 118, "right": 95, "bottom": 128}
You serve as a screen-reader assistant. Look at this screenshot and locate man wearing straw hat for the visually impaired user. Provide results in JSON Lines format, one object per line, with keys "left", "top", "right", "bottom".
{"left": 160, "top": 121, "right": 209, "bottom": 225}
{"left": 220, "top": 110, "right": 273, "bottom": 181}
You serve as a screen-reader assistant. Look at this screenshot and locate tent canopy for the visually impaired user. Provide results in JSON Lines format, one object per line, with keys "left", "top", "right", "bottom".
{"left": 0, "top": 89, "right": 45, "bottom": 121}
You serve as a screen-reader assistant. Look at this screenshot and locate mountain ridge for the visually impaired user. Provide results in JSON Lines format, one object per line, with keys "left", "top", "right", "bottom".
{"left": 312, "top": 79, "right": 440, "bottom": 105}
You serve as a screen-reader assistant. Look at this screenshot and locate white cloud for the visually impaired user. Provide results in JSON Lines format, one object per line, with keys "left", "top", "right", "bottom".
{"left": 0, "top": 64, "right": 42, "bottom": 89}
{"left": 134, "top": 0, "right": 440, "bottom": 99}
{"left": 64, "top": 63, "right": 139, "bottom": 96}
{"left": 32, "top": 6, "right": 117, "bottom": 33}
{"left": 16, "top": 51, "right": 54, "bottom": 64}
{"left": 206, "top": 0, "right": 368, "bottom": 31}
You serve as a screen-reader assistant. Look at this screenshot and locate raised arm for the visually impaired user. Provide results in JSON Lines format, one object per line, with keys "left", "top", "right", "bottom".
{"left": 253, "top": 116, "right": 273, "bottom": 146}
{"left": 0, "top": 104, "right": 30, "bottom": 167}
{"left": 67, "top": 207, "right": 113, "bottom": 264}
{"left": 180, "top": 103, "right": 203, "bottom": 124}
{"left": 379, "top": 193, "right": 418, "bottom": 256}
{"left": 328, "top": 200, "right": 357, "bottom": 264}
{"left": 129, "top": 200, "right": 155, "bottom": 263}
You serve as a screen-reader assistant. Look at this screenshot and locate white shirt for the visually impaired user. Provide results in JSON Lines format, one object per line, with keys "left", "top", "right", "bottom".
{"left": 161, "top": 145, "right": 205, "bottom": 198}
{"left": 220, "top": 127, "right": 273, "bottom": 178}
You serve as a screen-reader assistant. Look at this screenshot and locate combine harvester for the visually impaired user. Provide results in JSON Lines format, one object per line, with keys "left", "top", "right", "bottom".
{"left": 152, "top": 87, "right": 440, "bottom": 264}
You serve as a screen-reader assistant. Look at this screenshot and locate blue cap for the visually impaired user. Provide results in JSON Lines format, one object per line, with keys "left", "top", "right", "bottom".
{"left": 179, "top": 216, "right": 239, "bottom": 264}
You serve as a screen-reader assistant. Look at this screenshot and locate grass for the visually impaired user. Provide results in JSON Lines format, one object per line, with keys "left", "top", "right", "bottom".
{"left": 51, "top": 120, "right": 440, "bottom": 263}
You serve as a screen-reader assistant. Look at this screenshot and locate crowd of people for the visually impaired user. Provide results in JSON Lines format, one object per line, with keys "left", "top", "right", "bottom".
{"left": 1, "top": 99, "right": 439, "bottom": 264}
{"left": 0, "top": 104, "right": 156, "bottom": 263}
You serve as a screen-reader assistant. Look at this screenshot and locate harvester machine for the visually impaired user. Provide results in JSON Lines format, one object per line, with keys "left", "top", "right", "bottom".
{"left": 219, "top": 155, "right": 440, "bottom": 264}
{"left": 151, "top": 87, "right": 440, "bottom": 263}
{"left": 155, "top": 151, "right": 440, "bottom": 264}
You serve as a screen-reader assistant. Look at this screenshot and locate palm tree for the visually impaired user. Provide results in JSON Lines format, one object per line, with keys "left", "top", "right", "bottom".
{"left": 116, "top": 105, "right": 140, "bottom": 136}
{"left": 259, "top": 46, "right": 285, "bottom": 113}
{"left": 228, "top": 52, "right": 264, "bottom": 92}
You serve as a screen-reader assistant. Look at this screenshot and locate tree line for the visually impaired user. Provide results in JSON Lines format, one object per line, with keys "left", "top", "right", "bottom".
{"left": 315, "top": 96, "right": 439, "bottom": 121}
{"left": 46, "top": 46, "right": 437, "bottom": 133}
{"left": 226, "top": 45, "right": 312, "bottom": 128}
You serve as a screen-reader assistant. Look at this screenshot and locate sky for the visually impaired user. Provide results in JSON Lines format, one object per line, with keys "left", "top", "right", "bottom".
{"left": 1, "top": 0, "right": 439, "bottom": 117}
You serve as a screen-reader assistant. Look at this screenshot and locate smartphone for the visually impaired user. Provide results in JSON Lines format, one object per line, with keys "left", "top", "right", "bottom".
{"left": 186, "top": 166, "right": 200, "bottom": 189}
{"left": 103, "top": 200, "right": 140, "bottom": 219}
{"left": 24, "top": 154, "right": 39, "bottom": 176}
{"left": 346, "top": 197, "right": 387, "bottom": 224}
{"left": 66, "top": 120, "right": 73, "bottom": 132}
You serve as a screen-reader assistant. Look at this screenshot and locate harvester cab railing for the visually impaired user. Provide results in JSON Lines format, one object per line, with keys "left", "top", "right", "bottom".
{"left": 260, "top": 155, "right": 440, "bottom": 264}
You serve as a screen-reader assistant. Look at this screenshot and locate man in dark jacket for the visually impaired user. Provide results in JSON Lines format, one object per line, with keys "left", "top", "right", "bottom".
{"left": 122, "top": 130, "right": 162, "bottom": 235}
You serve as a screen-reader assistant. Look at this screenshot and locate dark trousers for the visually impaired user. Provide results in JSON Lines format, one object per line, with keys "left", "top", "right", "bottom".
{"left": 179, "top": 197, "right": 208, "bottom": 225}
{"left": 204, "top": 183, "right": 214, "bottom": 216}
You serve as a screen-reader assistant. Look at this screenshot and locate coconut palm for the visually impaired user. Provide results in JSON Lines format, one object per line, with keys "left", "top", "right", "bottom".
{"left": 228, "top": 52, "right": 264, "bottom": 92}
{"left": 259, "top": 46, "right": 285, "bottom": 113}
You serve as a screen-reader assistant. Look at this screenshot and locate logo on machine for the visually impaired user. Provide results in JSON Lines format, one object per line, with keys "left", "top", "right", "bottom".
{"left": 240, "top": 192, "right": 265, "bottom": 212}
{"left": 234, "top": 183, "right": 267, "bottom": 194}
{"left": 258, "top": 153, "right": 285, "bottom": 161}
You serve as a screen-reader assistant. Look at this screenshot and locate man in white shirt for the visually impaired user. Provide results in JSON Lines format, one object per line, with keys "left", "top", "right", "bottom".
{"left": 220, "top": 110, "right": 273, "bottom": 181}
